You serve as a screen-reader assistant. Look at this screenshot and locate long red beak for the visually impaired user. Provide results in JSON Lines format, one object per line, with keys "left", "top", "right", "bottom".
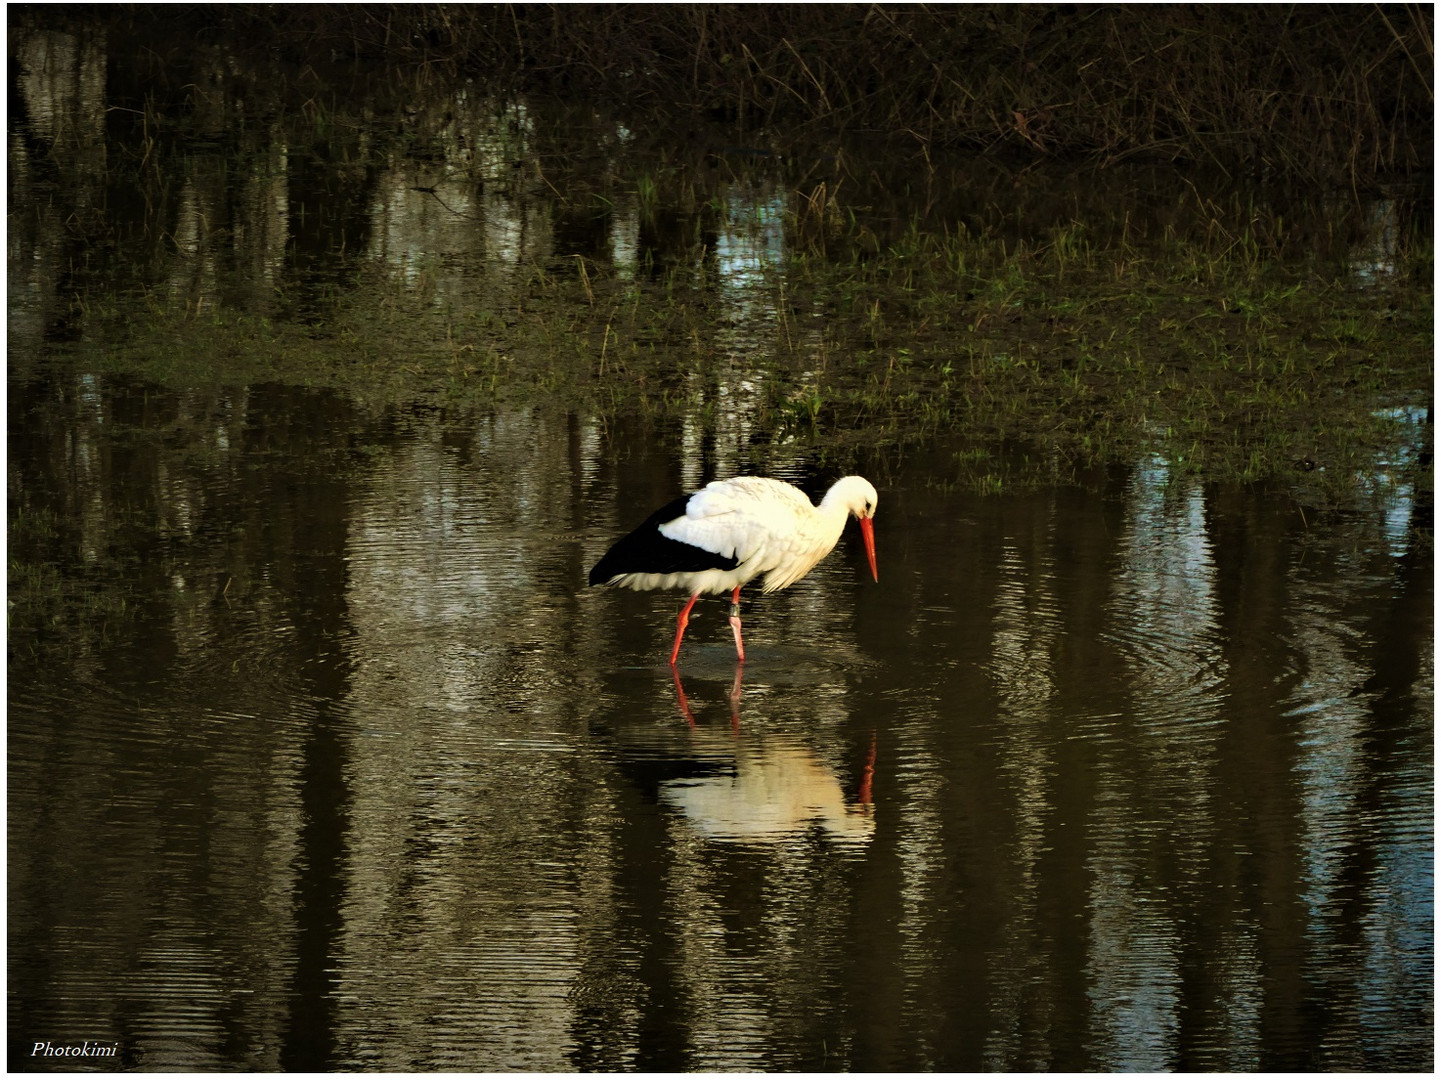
{"left": 858, "top": 515, "right": 878, "bottom": 582}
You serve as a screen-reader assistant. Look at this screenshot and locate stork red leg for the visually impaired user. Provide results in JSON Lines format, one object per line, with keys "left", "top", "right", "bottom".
{"left": 728, "top": 585, "right": 745, "bottom": 662}
{"left": 670, "top": 592, "right": 701, "bottom": 666}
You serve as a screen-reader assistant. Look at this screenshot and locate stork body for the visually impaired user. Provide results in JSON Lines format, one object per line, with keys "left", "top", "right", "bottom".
{"left": 589, "top": 476, "right": 879, "bottom": 665}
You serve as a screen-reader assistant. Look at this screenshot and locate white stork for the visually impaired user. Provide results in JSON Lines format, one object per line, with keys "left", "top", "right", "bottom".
{"left": 589, "top": 475, "right": 879, "bottom": 665}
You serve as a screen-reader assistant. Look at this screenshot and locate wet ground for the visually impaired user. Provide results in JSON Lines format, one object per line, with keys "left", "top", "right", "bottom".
{"left": 7, "top": 18, "right": 1434, "bottom": 1074}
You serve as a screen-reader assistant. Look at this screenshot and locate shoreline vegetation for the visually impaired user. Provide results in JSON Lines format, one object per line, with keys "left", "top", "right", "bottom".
{"left": 8, "top": 5, "right": 1434, "bottom": 498}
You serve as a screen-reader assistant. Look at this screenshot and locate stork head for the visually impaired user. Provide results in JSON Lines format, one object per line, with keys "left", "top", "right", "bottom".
{"left": 828, "top": 476, "right": 879, "bottom": 582}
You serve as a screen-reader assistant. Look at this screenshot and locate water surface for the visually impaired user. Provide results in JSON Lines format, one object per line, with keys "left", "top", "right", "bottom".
{"left": 8, "top": 388, "right": 1432, "bottom": 1071}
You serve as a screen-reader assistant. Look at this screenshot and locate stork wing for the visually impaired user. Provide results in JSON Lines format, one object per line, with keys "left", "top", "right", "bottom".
{"left": 588, "top": 494, "right": 740, "bottom": 586}
{"left": 661, "top": 477, "right": 813, "bottom": 565}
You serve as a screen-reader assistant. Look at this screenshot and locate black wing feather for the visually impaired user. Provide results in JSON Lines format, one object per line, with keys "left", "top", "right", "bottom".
{"left": 589, "top": 494, "right": 740, "bottom": 585}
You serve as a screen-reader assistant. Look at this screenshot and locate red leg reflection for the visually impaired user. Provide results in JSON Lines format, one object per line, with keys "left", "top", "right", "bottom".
{"left": 727, "top": 663, "right": 744, "bottom": 730}
{"left": 671, "top": 665, "right": 697, "bottom": 726}
{"left": 859, "top": 731, "right": 876, "bottom": 806}
{"left": 669, "top": 664, "right": 745, "bottom": 729}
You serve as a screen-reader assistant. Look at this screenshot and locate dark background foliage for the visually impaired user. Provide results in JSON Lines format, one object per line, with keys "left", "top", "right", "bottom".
{"left": 16, "top": 3, "right": 1434, "bottom": 186}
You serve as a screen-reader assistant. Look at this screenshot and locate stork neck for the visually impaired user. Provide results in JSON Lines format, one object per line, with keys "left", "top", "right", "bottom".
{"left": 814, "top": 487, "right": 854, "bottom": 542}
{"left": 818, "top": 479, "right": 862, "bottom": 519}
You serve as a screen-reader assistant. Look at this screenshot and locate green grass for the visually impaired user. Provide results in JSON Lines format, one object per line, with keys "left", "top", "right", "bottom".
{"left": 92, "top": 242, "right": 1426, "bottom": 498}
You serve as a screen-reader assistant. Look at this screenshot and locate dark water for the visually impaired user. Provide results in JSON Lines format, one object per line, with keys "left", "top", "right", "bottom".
{"left": 8, "top": 388, "right": 1432, "bottom": 1071}
{"left": 7, "top": 18, "right": 1433, "bottom": 1075}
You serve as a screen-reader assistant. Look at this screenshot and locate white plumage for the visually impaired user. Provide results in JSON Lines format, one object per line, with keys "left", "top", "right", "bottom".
{"left": 589, "top": 475, "right": 879, "bottom": 664}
